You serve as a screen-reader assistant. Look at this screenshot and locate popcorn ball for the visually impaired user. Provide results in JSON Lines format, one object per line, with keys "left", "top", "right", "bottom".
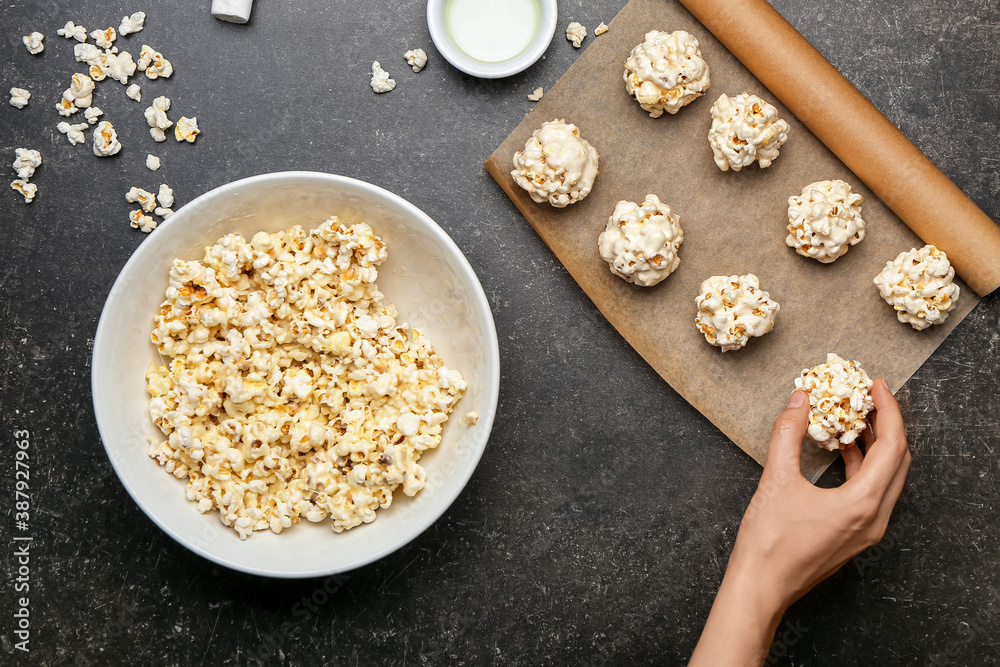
{"left": 794, "top": 353, "right": 874, "bottom": 449}
{"left": 786, "top": 180, "right": 865, "bottom": 263}
{"left": 511, "top": 119, "right": 599, "bottom": 208}
{"left": 695, "top": 274, "right": 779, "bottom": 352}
{"left": 708, "top": 92, "right": 790, "bottom": 171}
{"left": 873, "top": 245, "right": 960, "bottom": 330}
{"left": 623, "top": 29, "right": 710, "bottom": 118}
{"left": 146, "top": 218, "right": 467, "bottom": 539}
{"left": 598, "top": 194, "right": 683, "bottom": 286}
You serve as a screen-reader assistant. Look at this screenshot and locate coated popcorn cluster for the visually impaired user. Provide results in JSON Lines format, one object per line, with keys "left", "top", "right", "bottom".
{"left": 598, "top": 194, "right": 684, "bottom": 287}
{"left": 873, "top": 245, "right": 960, "bottom": 331}
{"left": 695, "top": 274, "right": 779, "bottom": 352}
{"left": 511, "top": 119, "right": 599, "bottom": 208}
{"left": 794, "top": 353, "right": 874, "bottom": 449}
{"left": 146, "top": 218, "right": 467, "bottom": 539}
{"left": 707, "top": 92, "right": 789, "bottom": 171}
{"left": 623, "top": 29, "right": 710, "bottom": 118}
{"left": 786, "top": 180, "right": 865, "bottom": 263}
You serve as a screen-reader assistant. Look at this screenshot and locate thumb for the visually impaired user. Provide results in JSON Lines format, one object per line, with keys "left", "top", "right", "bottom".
{"left": 765, "top": 390, "right": 810, "bottom": 474}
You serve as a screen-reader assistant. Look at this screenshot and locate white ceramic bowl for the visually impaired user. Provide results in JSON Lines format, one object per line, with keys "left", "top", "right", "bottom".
{"left": 427, "top": 0, "right": 558, "bottom": 78}
{"left": 92, "top": 171, "right": 500, "bottom": 578}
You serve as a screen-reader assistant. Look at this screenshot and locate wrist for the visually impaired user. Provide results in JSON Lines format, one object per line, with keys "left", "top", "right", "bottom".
{"left": 691, "top": 555, "right": 785, "bottom": 667}
{"left": 723, "top": 545, "right": 787, "bottom": 624}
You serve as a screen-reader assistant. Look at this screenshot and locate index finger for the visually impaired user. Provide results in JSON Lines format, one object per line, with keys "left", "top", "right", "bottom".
{"left": 848, "top": 378, "right": 908, "bottom": 493}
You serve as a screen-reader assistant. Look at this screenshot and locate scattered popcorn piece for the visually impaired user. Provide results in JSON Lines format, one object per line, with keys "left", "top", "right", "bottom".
{"left": 145, "top": 218, "right": 467, "bottom": 538}
{"left": 137, "top": 45, "right": 173, "bottom": 79}
{"left": 873, "top": 245, "right": 960, "bottom": 330}
{"left": 146, "top": 154, "right": 161, "bottom": 171}
{"left": 157, "top": 184, "right": 174, "bottom": 208}
{"left": 9, "top": 88, "right": 30, "bottom": 109}
{"left": 174, "top": 116, "right": 200, "bottom": 143}
{"left": 370, "top": 61, "right": 395, "bottom": 93}
{"left": 57, "top": 21, "right": 88, "bottom": 42}
{"left": 511, "top": 119, "right": 599, "bottom": 208}
{"left": 463, "top": 411, "right": 479, "bottom": 426}
{"left": 786, "top": 180, "right": 865, "bottom": 263}
{"left": 794, "top": 353, "right": 873, "bottom": 449}
{"left": 57, "top": 121, "right": 89, "bottom": 146}
{"left": 11, "top": 180, "right": 37, "bottom": 203}
{"left": 404, "top": 48, "right": 427, "bottom": 73}
{"left": 119, "top": 12, "right": 146, "bottom": 36}
{"left": 93, "top": 120, "right": 122, "bottom": 157}
{"left": 22, "top": 32, "right": 44, "bottom": 55}
{"left": 708, "top": 92, "right": 790, "bottom": 171}
{"left": 126, "top": 186, "right": 157, "bottom": 212}
{"left": 154, "top": 206, "right": 173, "bottom": 218}
{"left": 566, "top": 22, "right": 587, "bottom": 48}
{"left": 90, "top": 27, "right": 117, "bottom": 49}
{"left": 74, "top": 42, "right": 102, "bottom": 64}
{"left": 695, "top": 274, "right": 779, "bottom": 352}
{"left": 56, "top": 97, "right": 79, "bottom": 117}
{"left": 527, "top": 87, "right": 543, "bottom": 102}
{"left": 112, "top": 50, "right": 137, "bottom": 84}
{"left": 12, "top": 149, "right": 42, "bottom": 180}
{"left": 624, "top": 29, "right": 710, "bottom": 118}
{"left": 129, "top": 208, "right": 157, "bottom": 233}
{"left": 88, "top": 49, "right": 136, "bottom": 84}
{"left": 595, "top": 22, "right": 609, "bottom": 35}
{"left": 599, "top": 195, "right": 684, "bottom": 287}
{"left": 126, "top": 83, "right": 142, "bottom": 101}
{"left": 144, "top": 96, "right": 173, "bottom": 142}
{"left": 64, "top": 73, "right": 95, "bottom": 108}
{"left": 84, "top": 106, "right": 103, "bottom": 124}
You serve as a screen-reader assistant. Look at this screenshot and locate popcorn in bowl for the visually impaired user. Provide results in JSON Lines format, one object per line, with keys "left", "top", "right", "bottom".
{"left": 794, "top": 353, "right": 874, "bottom": 450}
{"left": 511, "top": 119, "right": 599, "bottom": 208}
{"left": 786, "top": 180, "right": 865, "bottom": 263}
{"left": 145, "top": 217, "right": 468, "bottom": 539}
{"left": 873, "top": 245, "right": 960, "bottom": 330}
{"left": 695, "top": 273, "right": 779, "bottom": 352}
{"left": 623, "top": 29, "right": 710, "bottom": 118}
{"left": 598, "top": 194, "right": 683, "bottom": 286}
{"left": 708, "top": 92, "right": 790, "bottom": 171}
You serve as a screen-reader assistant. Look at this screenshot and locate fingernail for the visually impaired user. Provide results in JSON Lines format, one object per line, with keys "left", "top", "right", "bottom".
{"left": 787, "top": 391, "right": 806, "bottom": 408}
{"left": 878, "top": 378, "right": 890, "bottom": 392}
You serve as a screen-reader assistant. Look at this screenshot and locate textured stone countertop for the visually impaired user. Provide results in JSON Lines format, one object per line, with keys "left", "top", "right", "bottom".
{"left": 1, "top": 1, "right": 998, "bottom": 664}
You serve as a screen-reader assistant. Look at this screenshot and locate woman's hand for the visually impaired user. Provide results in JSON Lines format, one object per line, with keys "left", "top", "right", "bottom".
{"left": 690, "top": 378, "right": 911, "bottom": 666}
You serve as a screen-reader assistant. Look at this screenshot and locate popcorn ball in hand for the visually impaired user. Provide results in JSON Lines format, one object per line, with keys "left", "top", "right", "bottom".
{"left": 598, "top": 195, "right": 683, "bottom": 286}
{"left": 695, "top": 274, "right": 779, "bottom": 352}
{"left": 623, "top": 29, "right": 710, "bottom": 118}
{"left": 511, "top": 119, "right": 599, "bottom": 208}
{"left": 708, "top": 92, "right": 790, "bottom": 171}
{"left": 795, "top": 353, "right": 874, "bottom": 450}
{"left": 786, "top": 180, "right": 865, "bottom": 263}
{"left": 873, "top": 245, "right": 960, "bottom": 330}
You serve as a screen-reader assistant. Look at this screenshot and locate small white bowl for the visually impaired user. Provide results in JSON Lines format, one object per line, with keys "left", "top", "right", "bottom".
{"left": 92, "top": 172, "right": 500, "bottom": 578}
{"left": 427, "top": 0, "right": 558, "bottom": 78}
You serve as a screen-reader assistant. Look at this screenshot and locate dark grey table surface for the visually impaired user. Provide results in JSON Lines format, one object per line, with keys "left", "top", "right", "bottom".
{"left": 2, "top": 1, "right": 999, "bottom": 665}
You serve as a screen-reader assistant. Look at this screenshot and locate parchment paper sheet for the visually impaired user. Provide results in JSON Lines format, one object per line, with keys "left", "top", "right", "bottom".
{"left": 485, "top": 0, "right": 978, "bottom": 480}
